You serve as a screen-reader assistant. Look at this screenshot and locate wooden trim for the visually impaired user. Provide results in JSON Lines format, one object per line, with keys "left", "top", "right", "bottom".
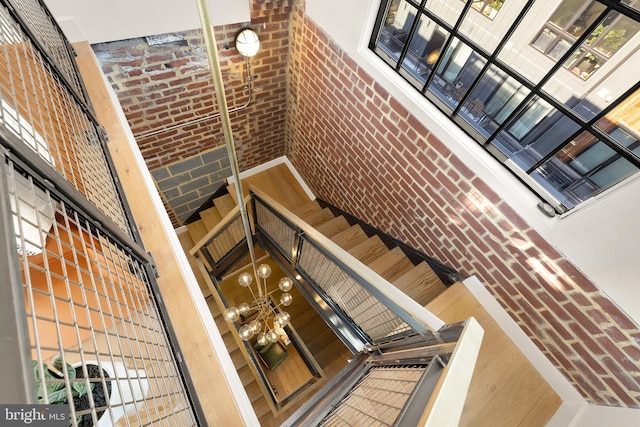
{"left": 421, "top": 317, "right": 484, "bottom": 427}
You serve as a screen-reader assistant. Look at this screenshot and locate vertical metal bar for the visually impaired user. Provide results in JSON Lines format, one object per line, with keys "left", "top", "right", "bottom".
{"left": 0, "top": 148, "right": 35, "bottom": 403}
{"left": 195, "top": 0, "right": 261, "bottom": 284}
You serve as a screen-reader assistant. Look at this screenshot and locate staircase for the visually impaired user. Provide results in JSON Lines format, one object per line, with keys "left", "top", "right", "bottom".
{"left": 181, "top": 166, "right": 452, "bottom": 425}
{"left": 290, "top": 199, "right": 448, "bottom": 308}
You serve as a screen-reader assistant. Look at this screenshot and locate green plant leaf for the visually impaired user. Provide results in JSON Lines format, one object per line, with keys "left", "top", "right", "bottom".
{"left": 52, "top": 357, "right": 63, "bottom": 372}
{"left": 47, "top": 388, "right": 69, "bottom": 404}
{"left": 65, "top": 363, "right": 76, "bottom": 380}
{"left": 71, "top": 380, "right": 94, "bottom": 397}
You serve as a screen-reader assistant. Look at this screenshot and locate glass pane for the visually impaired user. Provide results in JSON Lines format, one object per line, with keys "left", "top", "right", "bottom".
{"left": 562, "top": 46, "right": 584, "bottom": 68}
{"left": 532, "top": 28, "right": 558, "bottom": 52}
{"left": 622, "top": 0, "right": 640, "bottom": 12}
{"left": 592, "top": 13, "right": 640, "bottom": 57}
{"left": 546, "top": 49, "right": 640, "bottom": 121}
{"left": 566, "top": 1, "right": 606, "bottom": 38}
{"left": 459, "top": 0, "right": 519, "bottom": 53}
{"left": 499, "top": 16, "right": 560, "bottom": 84}
{"left": 595, "top": 88, "right": 640, "bottom": 150}
{"left": 492, "top": 96, "right": 581, "bottom": 169}
{"left": 528, "top": 132, "right": 639, "bottom": 208}
{"left": 568, "top": 53, "right": 602, "bottom": 80}
{"left": 401, "top": 15, "right": 448, "bottom": 84}
{"left": 428, "top": 38, "right": 481, "bottom": 110}
{"left": 426, "top": 0, "right": 466, "bottom": 27}
{"left": 548, "top": 37, "right": 574, "bottom": 60}
{"left": 548, "top": 0, "right": 591, "bottom": 30}
{"left": 457, "top": 63, "right": 527, "bottom": 137}
{"left": 377, "top": 0, "right": 418, "bottom": 62}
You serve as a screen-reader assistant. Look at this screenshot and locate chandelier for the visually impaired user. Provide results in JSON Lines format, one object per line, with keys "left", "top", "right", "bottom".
{"left": 222, "top": 263, "right": 294, "bottom": 345}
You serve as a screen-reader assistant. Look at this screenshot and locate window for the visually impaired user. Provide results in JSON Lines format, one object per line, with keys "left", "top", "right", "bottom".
{"left": 532, "top": 0, "right": 640, "bottom": 80}
{"left": 470, "top": 0, "right": 504, "bottom": 20}
{"left": 371, "top": 0, "right": 640, "bottom": 212}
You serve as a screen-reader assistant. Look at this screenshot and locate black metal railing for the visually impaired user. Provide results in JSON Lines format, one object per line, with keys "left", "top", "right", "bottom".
{"left": 189, "top": 196, "right": 249, "bottom": 277}
{"left": 251, "top": 189, "right": 445, "bottom": 350}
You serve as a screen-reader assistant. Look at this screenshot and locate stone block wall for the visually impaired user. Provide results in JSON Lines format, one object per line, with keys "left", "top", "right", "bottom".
{"left": 151, "top": 147, "right": 230, "bottom": 225}
{"left": 286, "top": 2, "right": 640, "bottom": 408}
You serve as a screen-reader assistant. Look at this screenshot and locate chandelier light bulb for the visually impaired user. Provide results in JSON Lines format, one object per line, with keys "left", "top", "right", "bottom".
{"left": 280, "top": 292, "right": 293, "bottom": 306}
{"left": 250, "top": 320, "right": 262, "bottom": 334}
{"left": 238, "top": 272, "right": 253, "bottom": 287}
{"left": 276, "top": 311, "right": 291, "bottom": 327}
{"left": 257, "top": 333, "right": 268, "bottom": 346}
{"left": 223, "top": 306, "right": 240, "bottom": 323}
{"left": 239, "top": 324, "right": 254, "bottom": 341}
{"left": 238, "top": 302, "right": 251, "bottom": 315}
{"left": 278, "top": 277, "right": 293, "bottom": 292}
{"left": 266, "top": 329, "right": 279, "bottom": 343}
{"left": 257, "top": 264, "right": 272, "bottom": 278}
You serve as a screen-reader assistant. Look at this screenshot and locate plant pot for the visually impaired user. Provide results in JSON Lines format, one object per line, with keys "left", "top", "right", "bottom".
{"left": 73, "top": 361, "right": 149, "bottom": 427}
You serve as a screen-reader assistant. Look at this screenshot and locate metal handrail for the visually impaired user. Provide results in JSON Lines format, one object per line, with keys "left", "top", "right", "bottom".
{"left": 249, "top": 186, "right": 445, "bottom": 336}
{"left": 189, "top": 194, "right": 250, "bottom": 255}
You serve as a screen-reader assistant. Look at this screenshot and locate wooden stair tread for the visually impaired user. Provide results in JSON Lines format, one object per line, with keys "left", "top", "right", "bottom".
{"left": 229, "top": 163, "right": 312, "bottom": 211}
{"left": 316, "top": 215, "right": 350, "bottom": 238}
{"left": 291, "top": 200, "right": 322, "bottom": 217}
{"left": 298, "top": 207, "right": 336, "bottom": 226}
{"left": 214, "top": 193, "right": 237, "bottom": 217}
{"left": 186, "top": 220, "right": 208, "bottom": 245}
{"left": 393, "top": 261, "right": 447, "bottom": 306}
{"left": 366, "top": 247, "right": 414, "bottom": 282}
{"left": 229, "top": 347, "right": 246, "bottom": 367}
{"left": 200, "top": 206, "right": 223, "bottom": 230}
{"left": 331, "top": 224, "right": 368, "bottom": 250}
{"left": 347, "top": 235, "right": 388, "bottom": 265}
{"left": 214, "top": 193, "right": 244, "bottom": 242}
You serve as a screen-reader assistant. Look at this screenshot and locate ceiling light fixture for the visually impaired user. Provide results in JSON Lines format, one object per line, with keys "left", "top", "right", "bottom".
{"left": 223, "top": 263, "right": 294, "bottom": 345}
{"left": 235, "top": 27, "right": 260, "bottom": 57}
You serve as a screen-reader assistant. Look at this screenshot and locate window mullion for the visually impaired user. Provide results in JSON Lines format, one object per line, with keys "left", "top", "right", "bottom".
{"left": 452, "top": 0, "right": 538, "bottom": 116}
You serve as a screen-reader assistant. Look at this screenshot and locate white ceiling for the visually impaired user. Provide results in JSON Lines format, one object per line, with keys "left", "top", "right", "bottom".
{"left": 43, "top": 0, "right": 251, "bottom": 44}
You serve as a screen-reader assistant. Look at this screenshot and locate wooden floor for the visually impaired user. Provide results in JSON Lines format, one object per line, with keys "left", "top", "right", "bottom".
{"left": 227, "top": 162, "right": 311, "bottom": 210}
{"left": 427, "top": 282, "right": 562, "bottom": 426}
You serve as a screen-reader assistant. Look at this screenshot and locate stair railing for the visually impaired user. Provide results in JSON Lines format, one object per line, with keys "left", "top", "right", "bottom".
{"left": 249, "top": 187, "right": 445, "bottom": 351}
{"left": 190, "top": 195, "right": 251, "bottom": 275}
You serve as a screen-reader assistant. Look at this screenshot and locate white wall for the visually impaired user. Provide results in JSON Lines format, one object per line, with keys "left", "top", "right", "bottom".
{"left": 305, "top": 0, "right": 640, "bottom": 324}
{"left": 43, "top": 0, "right": 251, "bottom": 43}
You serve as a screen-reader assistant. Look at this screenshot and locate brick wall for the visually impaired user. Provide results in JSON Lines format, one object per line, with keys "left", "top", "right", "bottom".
{"left": 92, "top": 0, "right": 293, "bottom": 225}
{"left": 286, "top": 3, "right": 640, "bottom": 407}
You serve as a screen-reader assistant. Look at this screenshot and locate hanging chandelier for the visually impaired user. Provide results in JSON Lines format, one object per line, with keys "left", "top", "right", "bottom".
{"left": 222, "top": 263, "right": 294, "bottom": 345}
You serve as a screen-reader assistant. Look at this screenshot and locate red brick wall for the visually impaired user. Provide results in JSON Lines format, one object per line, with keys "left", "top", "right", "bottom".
{"left": 286, "top": 4, "right": 640, "bottom": 408}
{"left": 92, "top": 0, "right": 293, "bottom": 173}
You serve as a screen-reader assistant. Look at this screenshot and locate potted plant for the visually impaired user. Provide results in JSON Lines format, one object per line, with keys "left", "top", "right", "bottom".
{"left": 34, "top": 357, "right": 110, "bottom": 426}
{"left": 34, "top": 357, "right": 148, "bottom": 427}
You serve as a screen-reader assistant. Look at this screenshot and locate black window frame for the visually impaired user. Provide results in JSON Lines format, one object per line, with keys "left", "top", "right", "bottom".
{"left": 370, "top": 0, "right": 640, "bottom": 214}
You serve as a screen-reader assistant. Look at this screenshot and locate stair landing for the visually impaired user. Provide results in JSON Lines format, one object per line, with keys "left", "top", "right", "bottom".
{"left": 228, "top": 162, "right": 312, "bottom": 211}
